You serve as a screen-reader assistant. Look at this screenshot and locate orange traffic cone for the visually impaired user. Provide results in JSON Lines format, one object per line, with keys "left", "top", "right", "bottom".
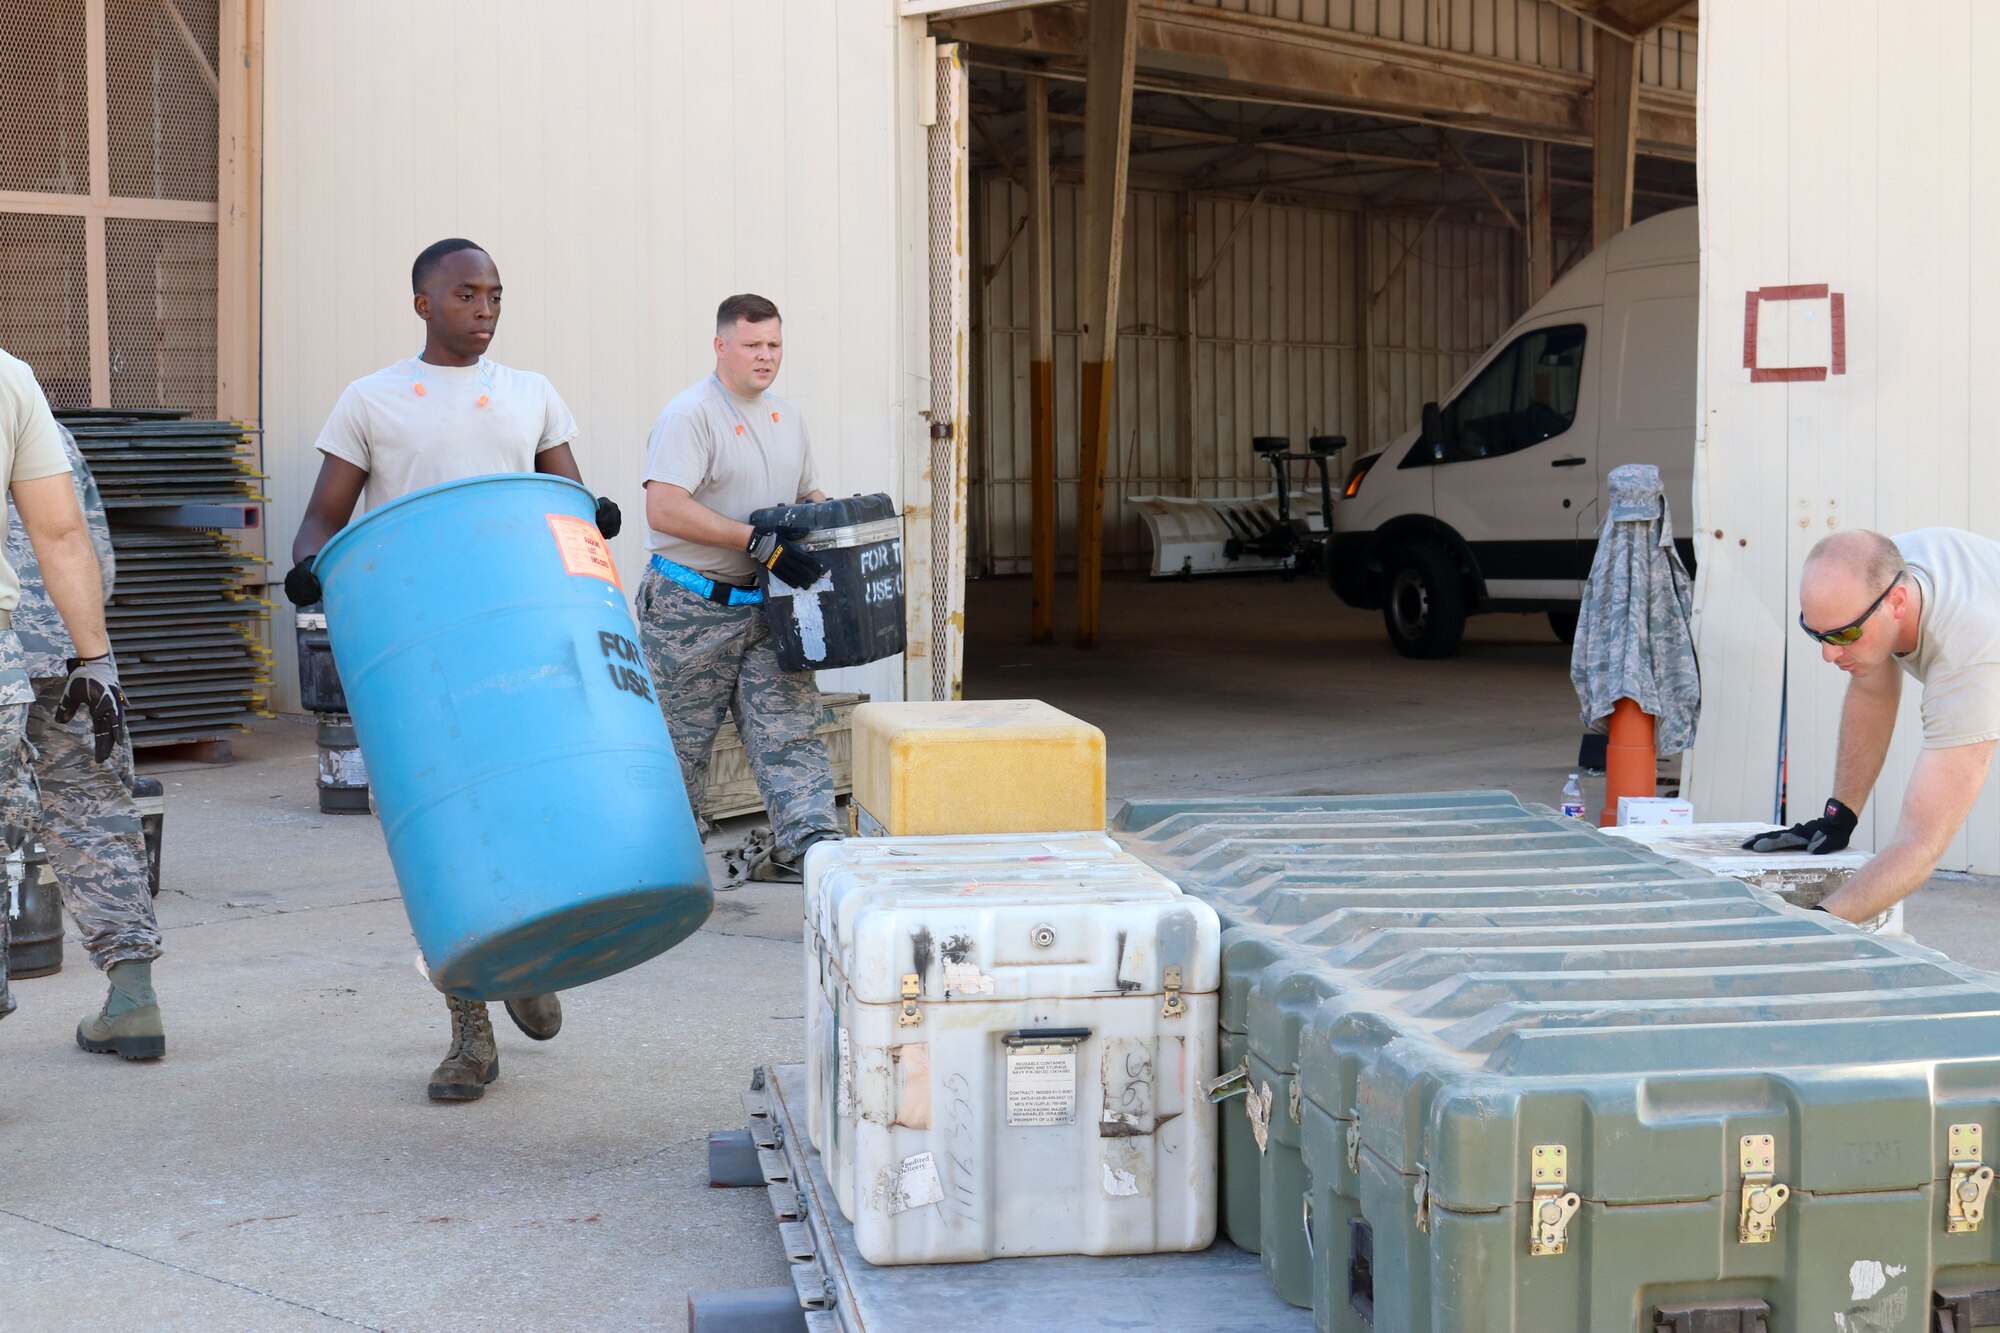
{"left": 1598, "top": 697, "right": 1656, "bottom": 827}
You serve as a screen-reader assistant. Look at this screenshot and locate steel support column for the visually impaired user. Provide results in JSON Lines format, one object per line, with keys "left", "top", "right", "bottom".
{"left": 1074, "top": 0, "right": 1138, "bottom": 648}
{"left": 1592, "top": 28, "right": 1640, "bottom": 247}
{"left": 1026, "top": 75, "right": 1058, "bottom": 642}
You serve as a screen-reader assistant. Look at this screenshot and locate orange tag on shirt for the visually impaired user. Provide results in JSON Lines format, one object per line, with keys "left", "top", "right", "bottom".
{"left": 547, "top": 513, "right": 621, "bottom": 588}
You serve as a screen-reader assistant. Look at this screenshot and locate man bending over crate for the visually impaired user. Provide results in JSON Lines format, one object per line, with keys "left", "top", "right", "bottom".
{"left": 1744, "top": 528, "right": 2000, "bottom": 921}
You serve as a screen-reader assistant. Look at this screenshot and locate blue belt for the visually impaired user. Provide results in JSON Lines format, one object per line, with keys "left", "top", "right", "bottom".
{"left": 649, "top": 554, "right": 764, "bottom": 606}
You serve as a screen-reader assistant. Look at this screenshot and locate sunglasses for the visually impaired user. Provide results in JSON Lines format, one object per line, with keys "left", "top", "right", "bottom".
{"left": 1799, "top": 571, "right": 1904, "bottom": 646}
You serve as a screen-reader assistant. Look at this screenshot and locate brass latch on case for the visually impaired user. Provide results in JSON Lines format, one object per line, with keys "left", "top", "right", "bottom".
{"left": 1162, "top": 965, "right": 1185, "bottom": 1019}
{"left": 1528, "top": 1144, "right": 1581, "bottom": 1257}
{"left": 1738, "top": 1134, "right": 1790, "bottom": 1244}
{"left": 898, "top": 973, "right": 922, "bottom": 1027}
{"left": 1948, "top": 1123, "right": 1994, "bottom": 1234}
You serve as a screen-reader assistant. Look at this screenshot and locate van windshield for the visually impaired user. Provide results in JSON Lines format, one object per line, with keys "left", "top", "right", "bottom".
{"left": 1424, "top": 324, "right": 1587, "bottom": 465}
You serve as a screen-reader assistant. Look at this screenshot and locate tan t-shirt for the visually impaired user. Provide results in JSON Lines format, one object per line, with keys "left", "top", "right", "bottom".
{"left": 643, "top": 375, "right": 819, "bottom": 582}
{"left": 1894, "top": 527, "right": 2000, "bottom": 747}
{"left": 0, "top": 350, "right": 78, "bottom": 614}
{"left": 316, "top": 356, "right": 578, "bottom": 511}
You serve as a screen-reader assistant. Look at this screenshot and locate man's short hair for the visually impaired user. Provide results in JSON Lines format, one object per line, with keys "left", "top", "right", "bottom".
{"left": 412, "top": 238, "right": 487, "bottom": 294}
{"left": 1805, "top": 529, "right": 1907, "bottom": 590}
{"left": 717, "top": 293, "right": 781, "bottom": 335}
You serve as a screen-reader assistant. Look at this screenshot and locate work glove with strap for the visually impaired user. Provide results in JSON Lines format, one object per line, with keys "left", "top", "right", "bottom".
{"left": 1740, "top": 797, "right": 1858, "bottom": 855}
{"left": 594, "top": 496, "right": 622, "bottom": 539}
{"left": 283, "top": 558, "right": 322, "bottom": 607}
{"left": 747, "top": 524, "right": 827, "bottom": 590}
{"left": 57, "top": 654, "right": 129, "bottom": 765}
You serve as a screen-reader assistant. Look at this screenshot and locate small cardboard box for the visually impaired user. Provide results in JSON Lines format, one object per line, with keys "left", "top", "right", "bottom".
{"left": 1617, "top": 796, "right": 1694, "bottom": 826}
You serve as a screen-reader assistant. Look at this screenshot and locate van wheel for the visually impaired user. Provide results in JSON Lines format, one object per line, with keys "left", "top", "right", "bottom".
{"left": 1548, "top": 610, "right": 1580, "bottom": 645}
{"left": 1382, "top": 542, "right": 1466, "bottom": 659}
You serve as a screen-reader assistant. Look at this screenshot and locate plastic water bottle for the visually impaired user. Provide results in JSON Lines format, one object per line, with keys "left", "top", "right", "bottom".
{"left": 1560, "top": 774, "right": 1586, "bottom": 821}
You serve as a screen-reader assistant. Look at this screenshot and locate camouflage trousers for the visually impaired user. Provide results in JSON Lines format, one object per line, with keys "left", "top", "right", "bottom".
{"left": 0, "top": 675, "right": 160, "bottom": 972}
{"left": 635, "top": 568, "right": 840, "bottom": 857}
{"left": 0, "top": 699, "right": 21, "bottom": 1020}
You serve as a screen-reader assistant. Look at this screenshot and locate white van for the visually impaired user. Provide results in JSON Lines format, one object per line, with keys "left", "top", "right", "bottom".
{"left": 1328, "top": 207, "right": 1696, "bottom": 657}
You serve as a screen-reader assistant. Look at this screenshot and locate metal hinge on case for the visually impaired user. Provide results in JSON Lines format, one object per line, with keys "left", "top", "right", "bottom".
{"left": 1737, "top": 1134, "right": 1790, "bottom": 1244}
{"left": 1346, "top": 1114, "right": 1362, "bottom": 1173}
{"left": 1288, "top": 1078, "right": 1302, "bottom": 1124}
{"left": 1948, "top": 1123, "right": 1994, "bottom": 1234}
{"left": 1414, "top": 1164, "right": 1432, "bottom": 1234}
{"left": 1162, "top": 964, "right": 1185, "bottom": 1019}
{"left": 1528, "top": 1144, "right": 1582, "bottom": 1257}
{"left": 1204, "top": 1059, "right": 1250, "bottom": 1103}
{"left": 898, "top": 973, "right": 922, "bottom": 1027}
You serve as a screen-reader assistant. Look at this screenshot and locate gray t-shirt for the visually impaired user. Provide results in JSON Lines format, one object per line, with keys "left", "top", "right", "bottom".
{"left": 6, "top": 425, "right": 114, "bottom": 678}
{"left": 643, "top": 375, "right": 819, "bottom": 582}
{"left": 0, "top": 350, "right": 76, "bottom": 615}
{"left": 1894, "top": 527, "right": 2000, "bottom": 747}
{"left": 316, "top": 356, "right": 578, "bottom": 511}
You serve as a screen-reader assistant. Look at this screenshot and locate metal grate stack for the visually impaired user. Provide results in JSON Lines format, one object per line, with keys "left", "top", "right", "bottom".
{"left": 56, "top": 409, "right": 268, "bottom": 750}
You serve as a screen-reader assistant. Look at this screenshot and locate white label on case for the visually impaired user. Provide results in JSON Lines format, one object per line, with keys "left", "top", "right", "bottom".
{"left": 1006, "top": 1048, "right": 1077, "bottom": 1126}
{"left": 941, "top": 960, "right": 995, "bottom": 995}
{"left": 837, "top": 1027, "right": 856, "bottom": 1118}
{"left": 888, "top": 1152, "right": 945, "bottom": 1215}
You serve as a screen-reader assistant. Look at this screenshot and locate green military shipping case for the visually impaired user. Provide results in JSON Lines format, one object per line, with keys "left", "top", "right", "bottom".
{"left": 1115, "top": 792, "right": 2000, "bottom": 1333}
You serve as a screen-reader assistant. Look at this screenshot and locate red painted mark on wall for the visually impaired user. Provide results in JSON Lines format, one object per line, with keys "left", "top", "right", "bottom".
{"left": 1743, "top": 284, "right": 1846, "bottom": 384}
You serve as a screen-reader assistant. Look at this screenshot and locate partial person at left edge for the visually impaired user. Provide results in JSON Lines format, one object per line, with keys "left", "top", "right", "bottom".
{"left": 282, "top": 237, "right": 622, "bottom": 1104}
{"left": 6, "top": 421, "right": 165, "bottom": 1060}
{"left": 0, "top": 348, "right": 138, "bottom": 1046}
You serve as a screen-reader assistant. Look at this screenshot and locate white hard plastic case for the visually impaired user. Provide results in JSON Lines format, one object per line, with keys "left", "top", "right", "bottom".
{"left": 802, "top": 834, "right": 1220, "bottom": 1265}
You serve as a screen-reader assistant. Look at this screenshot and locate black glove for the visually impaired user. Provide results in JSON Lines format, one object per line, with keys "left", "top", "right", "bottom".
{"left": 283, "top": 558, "right": 322, "bottom": 606}
{"left": 594, "top": 496, "right": 622, "bottom": 539}
{"left": 747, "top": 524, "right": 827, "bottom": 589}
{"left": 1740, "top": 797, "right": 1858, "bottom": 855}
{"left": 56, "top": 654, "right": 128, "bottom": 765}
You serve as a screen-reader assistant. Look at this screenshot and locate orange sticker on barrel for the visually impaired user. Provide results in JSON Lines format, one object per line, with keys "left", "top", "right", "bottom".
{"left": 547, "top": 513, "right": 621, "bottom": 588}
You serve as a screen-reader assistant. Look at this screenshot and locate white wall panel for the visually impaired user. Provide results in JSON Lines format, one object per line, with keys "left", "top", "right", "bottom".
{"left": 1690, "top": 0, "right": 2000, "bottom": 871}
{"left": 262, "top": 0, "right": 929, "bottom": 708}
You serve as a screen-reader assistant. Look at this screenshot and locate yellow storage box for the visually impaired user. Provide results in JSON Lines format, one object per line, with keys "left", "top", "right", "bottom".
{"left": 851, "top": 699, "right": 1106, "bottom": 836}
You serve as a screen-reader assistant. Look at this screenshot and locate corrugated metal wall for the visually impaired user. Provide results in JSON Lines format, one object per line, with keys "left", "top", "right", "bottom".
{"left": 1180, "top": 0, "right": 1697, "bottom": 93}
{"left": 973, "top": 178, "right": 1531, "bottom": 572}
{"left": 262, "top": 0, "right": 930, "bottom": 708}
{"left": 976, "top": 184, "right": 1191, "bottom": 571}
{"left": 1190, "top": 197, "right": 1361, "bottom": 498}
{"left": 1360, "top": 212, "right": 1522, "bottom": 455}
{"left": 1689, "top": 0, "right": 2000, "bottom": 872}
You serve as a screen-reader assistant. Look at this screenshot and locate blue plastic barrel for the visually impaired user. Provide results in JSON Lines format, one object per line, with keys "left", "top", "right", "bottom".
{"left": 316, "top": 474, "right": 711, "bottom": 999}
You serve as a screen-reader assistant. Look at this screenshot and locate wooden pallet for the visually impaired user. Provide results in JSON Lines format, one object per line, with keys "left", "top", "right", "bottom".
{"left": 702, "top": 692, "right": 863, "bottom": 822}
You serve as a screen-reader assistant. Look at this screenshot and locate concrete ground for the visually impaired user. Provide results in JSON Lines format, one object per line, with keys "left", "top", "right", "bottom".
{"left": 3, "top": 572, "right": 1994, "bottom": 1330}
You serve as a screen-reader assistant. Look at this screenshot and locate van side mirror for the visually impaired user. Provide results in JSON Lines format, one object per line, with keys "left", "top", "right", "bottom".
{"left": 1421, "top": 401, "right": 1445, "bottom": 460}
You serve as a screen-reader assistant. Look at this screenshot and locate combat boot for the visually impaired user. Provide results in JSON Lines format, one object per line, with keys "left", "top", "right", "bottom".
{"left": 76, "top": 959, "right": 164, "bottom": 1060}
{"left": 755, "top": 829, "right": 844, "bottom": 884}
{"left": 428, "top": 995, "right": 499, "bottom": 1101}
{"left": 503, "top": 993, "right": 561, "bottom": 1041}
